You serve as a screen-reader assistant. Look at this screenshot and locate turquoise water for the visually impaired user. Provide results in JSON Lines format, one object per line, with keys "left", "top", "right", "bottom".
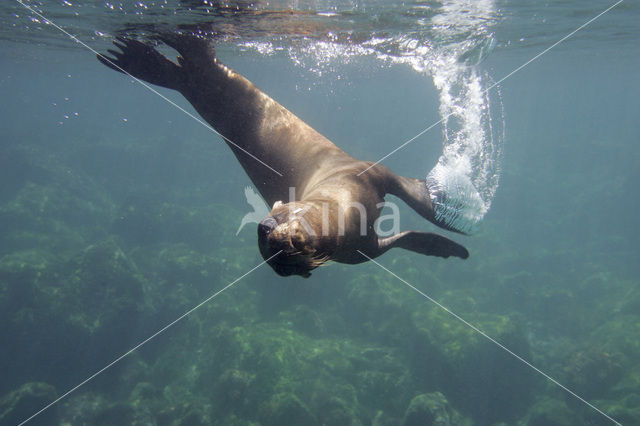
{"left": 1, "top": 1, "right": 639, "bottom": 425}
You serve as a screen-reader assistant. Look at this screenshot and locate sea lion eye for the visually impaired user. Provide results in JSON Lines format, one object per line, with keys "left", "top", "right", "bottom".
{"left": 258, "top": 217, "right": 278, "bottom": 237}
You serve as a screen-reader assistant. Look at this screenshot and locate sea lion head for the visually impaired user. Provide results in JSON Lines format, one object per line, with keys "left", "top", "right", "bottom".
{"left": 257, "top": 201, "right": 327, "bottom": 278}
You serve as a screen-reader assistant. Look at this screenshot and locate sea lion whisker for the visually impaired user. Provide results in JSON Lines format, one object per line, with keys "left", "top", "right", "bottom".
{"left": 308, "top": 253, "right": 330, "bottom": 267}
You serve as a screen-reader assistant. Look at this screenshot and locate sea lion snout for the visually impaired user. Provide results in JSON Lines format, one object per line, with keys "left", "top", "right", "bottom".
{"left": 257, "top": 210, "right": 318, "bottom": 278}
{"left": 257, "top": 216, "right": 298, "bottom": 254}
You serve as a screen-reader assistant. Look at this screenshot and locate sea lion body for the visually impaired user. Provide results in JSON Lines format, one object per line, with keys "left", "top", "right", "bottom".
{"left": 99, "top": 36, "right": 468, "bottom": 277}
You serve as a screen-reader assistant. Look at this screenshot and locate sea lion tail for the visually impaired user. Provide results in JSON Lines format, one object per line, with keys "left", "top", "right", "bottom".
{"left": 97, "top": 37, "right": 184, "bottom": 91}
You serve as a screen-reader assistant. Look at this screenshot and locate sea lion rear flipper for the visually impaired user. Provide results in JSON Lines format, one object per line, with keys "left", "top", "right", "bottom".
{"left": 385, "top": 172, "right": 469, "bottom": 235}
{"left": 158, "top": 34, "right": 217, "bottom": 70}
{"left": 377, "top": 231, "right": 469, "bottom": 259}
{"left": 97, "top": 37, "right": 183, "bottom": 90}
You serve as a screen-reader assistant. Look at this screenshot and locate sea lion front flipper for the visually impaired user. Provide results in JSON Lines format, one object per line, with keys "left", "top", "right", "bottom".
{"left": 377, "top": 231, "right": 469, "bottom": 259}
{"left": 97, "top": 37, "right": 183, "bottom": 90}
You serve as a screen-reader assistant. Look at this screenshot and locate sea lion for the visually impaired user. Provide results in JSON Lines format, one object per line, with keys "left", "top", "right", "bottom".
{"left": 98, "top": 35, "right": 468, "bottom": 277}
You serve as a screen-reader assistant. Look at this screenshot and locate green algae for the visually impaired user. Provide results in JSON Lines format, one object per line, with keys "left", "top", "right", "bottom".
{"left": 403, "top": 392, "right": 470, "bottom": 426}
{"left": 0, "top": 382, "right": 57, "bottom": 426}
{"left": 521, "top": 397, "right": 577, "bottom": 426}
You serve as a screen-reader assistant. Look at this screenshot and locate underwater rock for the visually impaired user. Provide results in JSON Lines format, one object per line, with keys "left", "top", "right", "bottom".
{"left": 130, "top": 243, "right": 231, "bottom": 320}
{"left": 0, "top": 382, "right": 57, "bottom": 426}
{"left": 1, "top": 239, "right": 145, "bottom": 392}
{"left": 57, "top": 239, "right": 144, "bottom": 337}
{"left": 280, "top": 304, "right": 325, "bottom": 336}
{"left": 355, "top": 366, "right": 408, "bottom": 417}
{"left": 372, "top": 410, "right": 400, "bottom": 426}
{"left": 316, "top": 395, "right": 363, "bottom": 426}
{"left": 523, "top": 398, "right": 577, "bottom": 426}
{"left": 259, "top": 393, "right": 318, "bottom": 426}
{"left": 192, "top": 322, "right": 390, "bottom": 424}
{"left": 402, "top": 392, "right": 467, "bottom": 426}
{"left": 127, "top": 381, "right": 168, "bottom": 420}
{"left": 213, "top": 369, "right": 253, "bottom": 409}
{"left": 90, "top": 402, "right": 137, "bottom": 426}
{"left": 0, "top": 249, "right": 57, "bottom": 324}
{"left": 158, "top": 404, "right": 208, "bottom": 426}
{"left": 570, "top": 365, "right": 640, "bottom": 424}
{"left": 588, "top": 393, "right": 640, "bottom": 425}
{"left": 0, "top": 176, "right": 114, "bottom": 256}
{"left": 617, "top": 283, "right": 640, "bottom": 315}
{"left": 342, "top": 273, "right": 414, "bottom": 345}
{"left": 63, "top": 393, "right": 142, "bottom": 426}
{"left": 0, "top": 250, "right": 64, "bottom": 391}
{"left": 563, "top": 346, "right": 624, "bottom": 401}
{"left": 63, "top": 385, "right": 207, "bottom": 425}
{"left": 591, "top": 315, "right": 640, "bottom": 360}
{"left": 411, "top": 308, "right": 534, "bottom": 424}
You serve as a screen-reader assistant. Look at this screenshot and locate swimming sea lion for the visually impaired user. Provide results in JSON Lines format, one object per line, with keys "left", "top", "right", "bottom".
{"left": 98, "top": 35, "right": 468, "bottom": 277}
